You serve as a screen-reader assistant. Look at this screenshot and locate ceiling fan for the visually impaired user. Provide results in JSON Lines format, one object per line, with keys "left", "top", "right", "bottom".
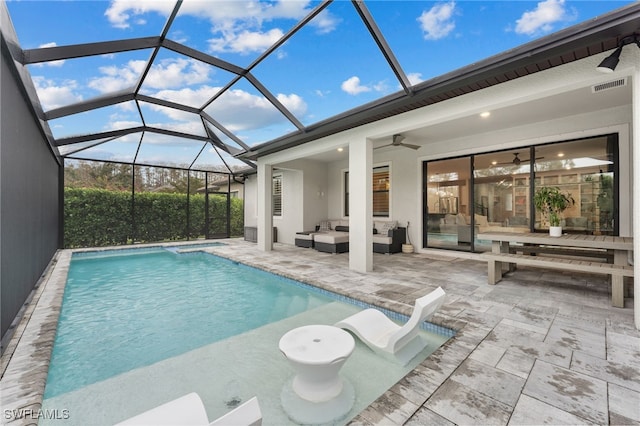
{"left": 497, "top": 152, "right": 543, "bottom": 166}
{"left": 374, "top": 134, "right": 420, "bottom": 150}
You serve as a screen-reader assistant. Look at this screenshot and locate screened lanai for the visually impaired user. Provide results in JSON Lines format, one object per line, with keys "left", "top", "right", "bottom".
{"left": 4, "top": 0, "right": 637, "bottom": 168}
{"left": 3, "top": 2, "right": 640, "bottom": 424}
{"left": 3, "top": 0, "right": 640, "bottom": 343}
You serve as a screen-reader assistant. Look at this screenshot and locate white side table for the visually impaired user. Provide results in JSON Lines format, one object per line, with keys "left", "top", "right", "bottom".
{"left": 279, "top": 324, "right": 355, "bottom": 402}
{"left": 279, "top": 325, "right": 356, "bottom": 424}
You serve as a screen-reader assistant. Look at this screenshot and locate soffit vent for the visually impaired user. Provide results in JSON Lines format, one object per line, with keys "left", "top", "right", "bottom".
{"left": 592, "top": 78, "right": 627, "bottom": 93}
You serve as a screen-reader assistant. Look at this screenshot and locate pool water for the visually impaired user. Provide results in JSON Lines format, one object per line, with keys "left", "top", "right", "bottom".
{"left": 42, "top": 247, "right": 452, "bottom": 425}
{"left": 45, "top": 248, "right": 332, "bottom": 398}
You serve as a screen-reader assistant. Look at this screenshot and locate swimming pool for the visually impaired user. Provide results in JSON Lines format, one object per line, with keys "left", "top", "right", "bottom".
{"left": 41, "top": 246, "right": 452, "bottom": 425}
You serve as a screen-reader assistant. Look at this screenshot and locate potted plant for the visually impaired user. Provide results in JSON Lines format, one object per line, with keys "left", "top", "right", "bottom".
{"left": 533, "top": 186, "right": 575, "bottom": 237}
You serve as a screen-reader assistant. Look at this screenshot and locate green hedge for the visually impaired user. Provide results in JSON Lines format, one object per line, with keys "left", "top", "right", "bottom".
{"left": 64, "top": 188, "right": 243, "bottom": 248}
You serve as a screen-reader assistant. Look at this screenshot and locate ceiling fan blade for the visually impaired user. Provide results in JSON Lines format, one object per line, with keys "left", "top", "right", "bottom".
{"left": 401, "top": 142, "right": 421, "bottom": 150}
{"left": 520, "top": 156, "right": 544, "bottom": 162}
{"left": 374, "top": 143, "right": 393, "bottom": 150}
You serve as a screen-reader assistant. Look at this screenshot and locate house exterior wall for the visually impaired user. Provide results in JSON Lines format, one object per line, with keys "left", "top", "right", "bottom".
{"left": 244, "top": 159, "right": 328, "bottom": 244}
{"left": 250, "top": 52, "right": 636, "bottom": 255}
{"left": 1, "top": 45, "right": 61, "bottom": 342}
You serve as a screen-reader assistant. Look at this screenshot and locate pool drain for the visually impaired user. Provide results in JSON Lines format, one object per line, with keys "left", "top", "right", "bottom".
{"left": 225, "top": 397, "right": 241, "bottom": 408}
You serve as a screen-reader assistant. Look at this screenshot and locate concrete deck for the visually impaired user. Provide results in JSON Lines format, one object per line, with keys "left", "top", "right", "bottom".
{"left": 1, "top": 239, "right": 638, "bottom": 425}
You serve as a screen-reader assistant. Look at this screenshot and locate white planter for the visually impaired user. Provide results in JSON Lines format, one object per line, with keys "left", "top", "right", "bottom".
{"left": 402, "top": 244, "right": 414, "bottom": 253}
{"left": 549, "top": 226, "right": 563, "bottom": 237}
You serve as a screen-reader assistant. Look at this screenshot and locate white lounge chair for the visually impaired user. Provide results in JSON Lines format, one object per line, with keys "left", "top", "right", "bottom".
{"left": 335, "top": 287, "right": 446, "bottom": 365}
{"left": 115, "top": 392, "right": 262, "bottom": 426}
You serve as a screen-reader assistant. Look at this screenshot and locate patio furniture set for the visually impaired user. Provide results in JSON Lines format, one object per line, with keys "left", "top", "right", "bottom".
{"left": 295, "top": 219, "right": 406, "bottom": 254}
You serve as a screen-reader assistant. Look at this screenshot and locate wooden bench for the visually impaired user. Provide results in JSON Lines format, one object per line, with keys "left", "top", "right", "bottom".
{"left": 481, "top": 252, "right": 634, "bottom": 307}
{"left": 509, "top": 245, "right": 613, "bottom": 262}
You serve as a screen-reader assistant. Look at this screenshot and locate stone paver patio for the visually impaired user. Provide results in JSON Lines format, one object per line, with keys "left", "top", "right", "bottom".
{"left": 1, "top": 239, "right": 638, "bottom": 425}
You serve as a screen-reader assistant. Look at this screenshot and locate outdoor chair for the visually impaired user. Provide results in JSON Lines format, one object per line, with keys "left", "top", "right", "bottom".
{"left": 116, "top": 392, "right": 262, "bottom": 426}
{"left": 335, "top": 287, "right": 446, "bottom": 365}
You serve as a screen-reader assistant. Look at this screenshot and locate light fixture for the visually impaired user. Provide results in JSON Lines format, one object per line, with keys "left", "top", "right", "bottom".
{"left": 337, "top": 147, "right": 344, "bottom": 152}
{"left": 596, "top": 46, "right": 622, "bottom": 73}
{"left": 596, "top": 34, "right": 640, "bottom": 73}
{"left": 480, "top": 111, "right": 491, "bottom": 118}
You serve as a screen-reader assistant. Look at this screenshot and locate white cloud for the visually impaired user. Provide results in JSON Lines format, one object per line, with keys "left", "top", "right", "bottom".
{"left": 108, "top": 120, "right": 142, "bottom": 131}
{"left": 209, "top": 28, "right": 285, "bottom": 55}
{"left": 152, "top": 86, "right": 219, "bottom": 113}
{"left": 407, "top": 73, "right": 424, "bottom": 86}
{"left": 32, "top": 76, "right": 83, "bottom": 110}
{"left": 314, "top": 89, "right": 330, "bottom": 98}
{"left": 30, "top": 42, "right": 65, "bottom": 68}
{"left": 88, "top": 58, "right": 212, "bottom": 94}
{"left": 104, "top": 0, "right": 174, "bottom": 29}
{"left": 418, "top": 1, "right": 456, "bottom": 40}
{"left": 88, "top": 60, "right": 145, "bottom": 93}
{"left": 276, "top": 93, "right": 307, "bottom": 116}
{"left": 150, "top": 119, "right": 207, "bottom": 137}
{"left": 309, "top": 9, "right": 340, "bottom": 35}
{"left": 204, "top": 88, "right": 300, "bottom": 132}
{"left": 373, "top": 81, "right": 389, "bottom": 93}
{"left": 515, "top": 0, "right": 573, "bottom": 35}
{"left": 105, "top": 0, "right": 338, "bottom": 55}
{"left": 341, "top": 76, "right": 371, "bottom": 95}
{"left": 145, "top": 58, "right": 211, "bottom": 89}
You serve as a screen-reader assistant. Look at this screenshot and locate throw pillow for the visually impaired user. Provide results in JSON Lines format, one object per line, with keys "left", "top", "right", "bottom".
{"left": 318, "top": 220, "right": 331, "bottom": 231}
{"left": 474, "top": 214, "right": 488, "bottom": 226}
{"left": 379, "top": 221, "right": 397, "bottom": 234}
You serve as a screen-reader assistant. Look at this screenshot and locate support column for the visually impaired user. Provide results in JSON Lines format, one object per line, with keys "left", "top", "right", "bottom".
{"left": 257, "top": 162, "right": 273, "bottom": 251}
{"left": 633, "top": 65, "right": 640, "bottom": 329}
{"left": 349, "top": 138, "right": 373, "bottom": 272}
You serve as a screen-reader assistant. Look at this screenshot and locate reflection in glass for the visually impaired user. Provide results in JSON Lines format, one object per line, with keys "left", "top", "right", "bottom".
{"left": 425, "top": 157, "right": 470, "bottom": 251}
{"left": 473, "top": 151, "right": 532, "bottom": 252}
{"left": 533, "top": 136, "right": 615, "bottom": 235}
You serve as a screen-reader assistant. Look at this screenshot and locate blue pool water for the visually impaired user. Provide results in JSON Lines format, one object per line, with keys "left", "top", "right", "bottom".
{"left": 45, "top": 248, "right": 334, "bottom": 399}
{"left": 43, "top": 246, "right": 454, "bottom": 425}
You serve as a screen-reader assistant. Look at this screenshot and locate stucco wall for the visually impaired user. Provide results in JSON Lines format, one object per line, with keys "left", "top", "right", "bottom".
{"left": 1, "top": 46, "right": 61, "bottom": 342}
{"left": 244, "top": 159, "right": 328, "bottom": 244}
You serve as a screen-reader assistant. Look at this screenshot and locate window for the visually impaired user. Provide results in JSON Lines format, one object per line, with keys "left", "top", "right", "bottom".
{"left": 423, "top": 133, "right": 618, "bottom": 253}
{"left": 272, "top": 174, "right": 282, "bottom": 217}
{"left": 373, "top": 166, "right": 390, "bottom": 217}
{"left": 343, "top": 165, "right": 390, "bottom": 217}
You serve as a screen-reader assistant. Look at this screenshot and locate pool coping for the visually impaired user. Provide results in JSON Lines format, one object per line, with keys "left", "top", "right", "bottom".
{"left": 0, "top": 241, "right": 471, "bottom": 425}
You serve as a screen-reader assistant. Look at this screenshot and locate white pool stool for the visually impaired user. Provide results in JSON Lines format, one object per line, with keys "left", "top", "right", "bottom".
{"left": 279, "top": 324, "right": 356, "bottom": 424}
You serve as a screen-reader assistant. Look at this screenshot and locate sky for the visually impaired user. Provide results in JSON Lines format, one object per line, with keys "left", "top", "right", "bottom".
{"left": 5, "top": 0, "right": 636, "bottom": 169}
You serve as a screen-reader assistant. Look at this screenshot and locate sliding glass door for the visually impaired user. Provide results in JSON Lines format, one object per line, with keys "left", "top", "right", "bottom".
{"left": 424, "top": 157, "right": 472, "bottom": 251}
{"left": 473, "top": 150, "right": 532, "bottom": 251}
{"left": 423, "top": 134, "right": 618, "bottom": 252}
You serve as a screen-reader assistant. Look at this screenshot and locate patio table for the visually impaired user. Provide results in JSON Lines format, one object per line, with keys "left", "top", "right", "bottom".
{"left": 477, "top": 232, "right": 634, "bottom": 307}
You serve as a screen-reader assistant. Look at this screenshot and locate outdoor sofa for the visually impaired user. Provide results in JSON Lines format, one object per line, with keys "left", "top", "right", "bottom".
{"left": 296, "top": 219, "right": 405, "bottom": 254}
